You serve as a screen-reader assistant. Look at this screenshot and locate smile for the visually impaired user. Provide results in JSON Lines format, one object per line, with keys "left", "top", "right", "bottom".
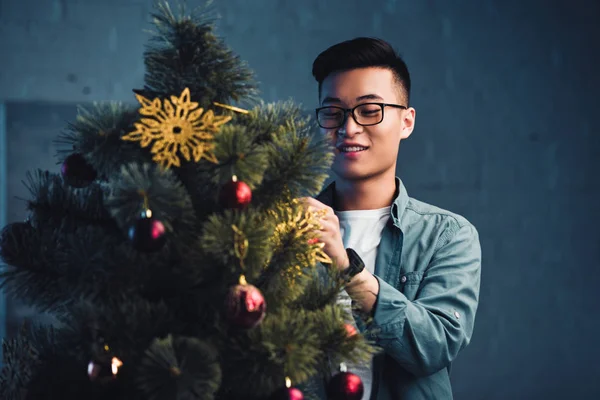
{"left": 339, "top": 146, "right": 368, "bottom": 153}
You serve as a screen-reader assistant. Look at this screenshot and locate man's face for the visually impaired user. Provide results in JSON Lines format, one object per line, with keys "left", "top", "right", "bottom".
{"left": 319, "top": 67, "right": 415, "bottom": 182}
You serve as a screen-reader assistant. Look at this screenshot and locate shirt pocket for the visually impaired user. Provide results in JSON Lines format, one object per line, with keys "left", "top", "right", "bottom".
{"left": 398, "top": 271, "right": 424, "bottom": 300}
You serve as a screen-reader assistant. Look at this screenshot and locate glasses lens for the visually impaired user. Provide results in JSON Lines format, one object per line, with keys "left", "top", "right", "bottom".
{"left": 317, "top": 107, "right": 344, "bottom": 128}
{"left": 354, "top": 104, "right": 383, "bottom": 126}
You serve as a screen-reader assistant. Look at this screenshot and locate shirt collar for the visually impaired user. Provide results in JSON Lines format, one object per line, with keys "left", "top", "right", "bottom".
{"left": 315, "top": 177, "right": 409, "bottom": 229}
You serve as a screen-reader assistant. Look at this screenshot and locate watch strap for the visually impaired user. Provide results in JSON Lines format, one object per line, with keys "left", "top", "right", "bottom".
{"left": 344, "top": 248, "right": 365, "bottom": 278}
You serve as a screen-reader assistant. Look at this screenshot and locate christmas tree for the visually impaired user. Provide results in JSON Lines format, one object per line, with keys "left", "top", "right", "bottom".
{"left": 0, "top": 2, "right": 372, "bottom": 400}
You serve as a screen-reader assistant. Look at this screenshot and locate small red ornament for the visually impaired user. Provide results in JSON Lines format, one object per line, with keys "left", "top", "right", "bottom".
{"left": 127, "top": 209, "right": 166, "bottom": 252}
{"left": 61, "top": 153, "right": 97, "bottom": 188}
{"left": 307, "top": 237, "right": 320, "bottom": 245}
{"left": 269, "top": 387, "right": 304, "bottom": 400}
{"left": 344, "top": 323, "right": 357, "bottom": 337}
{"left": 219, "top": 175, "right": 252, "bottom": 209}
{"left": 226, "top": 275, "right": 266, "bottom": 329}
{"left": 87, "top": 355, "right": 123, "bottom": 383}
{"left": 326, "top": 370, "right": 364, "bottom": 400}
{"left": 270, "top": 377, "right": 304, "bottom": 400}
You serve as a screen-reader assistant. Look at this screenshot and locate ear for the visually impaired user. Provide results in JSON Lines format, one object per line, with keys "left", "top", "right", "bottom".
{"left": 400, "top": 107, "right": 416, "bottom": 139}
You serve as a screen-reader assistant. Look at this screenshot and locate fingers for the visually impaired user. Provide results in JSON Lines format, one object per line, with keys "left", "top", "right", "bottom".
{"left": 299, "top": 198, "right": 346, "bottom": 269}
{"left": 300, "top": 198, "right": 335, "bottom": 225}
{"left": 316, "top": 217, "right": 338, "bottom": 232}
{"left": 300, "top": 197, "right": 333, "bottom": 213}
{"left": 300, "top": 196, "right": 338, "bottom": 239}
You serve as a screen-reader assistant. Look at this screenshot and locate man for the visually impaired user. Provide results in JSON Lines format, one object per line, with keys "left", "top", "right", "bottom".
{"left": 304, "top": 37, "right": 481, "bottom": 399}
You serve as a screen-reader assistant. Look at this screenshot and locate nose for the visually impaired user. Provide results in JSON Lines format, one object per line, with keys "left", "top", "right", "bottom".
{"left": 338, "top": 110, "right": 362, "bottom": 137}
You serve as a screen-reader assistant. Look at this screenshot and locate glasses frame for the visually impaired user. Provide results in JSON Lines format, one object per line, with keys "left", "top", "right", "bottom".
{"left": 315, "top": 102, "right": 407, "bottom": 129}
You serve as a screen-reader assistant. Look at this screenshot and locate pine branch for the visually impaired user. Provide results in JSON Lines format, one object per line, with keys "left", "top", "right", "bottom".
{"left": 104, "top": 162, "right": 197, "bottom": 236}
{"left": 0, "top": 268, "right": 63, "bottom": 313}
{"left": 220, "top": 308, "right": 324, "bottom": 398}
{"left": 0, "top": 220, "right": 40, "bottom": 270}
{"left": 1, "top": 171, "right": 139, "bottom": 311}
{"left": 55, "top": 297, "right": 184, "bottom": 364}
{"left": 291, "top": 264, "right": 346, "bottom": 312}
{"left": 199, "top": 209, "right": 274, "bottom": 284}
{"left": 0, "top": 222, "right": 70, "bottom": 312}
{"left": 24, "top": 170, "right": 114, "bottom": 229}
{"left": 0, "top": 323, "right": 85, "bottom": 400}
{"left": 257, "top": 236, "right": 314, "bottom": 308}
{"left": 1, "top": 219, "right": 204, "bottom": 313}
{"left": 54, "top": 102, "right": 147, "bottom": 181}
{"left": 211, "top": 123, "right": 269, "bottom": 189}
{"left": 255, "top": 119, "right": 333, "bottom": 206}
{"left": 24, "top": 351, "right": 97, "bottom": 400}
{"left": 219, "top": 301, "right": 373, "bottom": 398}
{"left": 20, "top": 298, "right": 196, "bottom": 398}
{"left": 51, "top": 226, "right": 142, "bottom": 303}
{"left": 137, "top": 335, "right": 221, "bottom": 400}
{"left": 256, "top": 200, "right": 328, "bottom": 306}
{"left": 174, "top": 101, "right": 309, "bottom": 222}
{"left": 293, "top": 267, "right": 375, "bottom": 370}
{"left": 308, "top": 304, "right": 374, "bottom": 372}
{"left": 141, "top": 1, "right": 257, "bottom": 108}
{"left": 0, "top": 330, "right": 35, "bottom": 400}
{"left": 241, "top": 101, "right": 307, "bottom": 145}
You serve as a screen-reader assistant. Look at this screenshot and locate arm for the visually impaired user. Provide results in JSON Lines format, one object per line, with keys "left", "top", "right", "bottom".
{"left": 344, "top": 267, "right": 379, "bottom": 313}
{"left": 350, "top": 224, "right": 481, "bottom": 377}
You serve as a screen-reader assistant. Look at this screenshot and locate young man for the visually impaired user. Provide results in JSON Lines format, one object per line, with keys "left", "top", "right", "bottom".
{"left": 304, "top": 38, "right": 482, "bottom": 399}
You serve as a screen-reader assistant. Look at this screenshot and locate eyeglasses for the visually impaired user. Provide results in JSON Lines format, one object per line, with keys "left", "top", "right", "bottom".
{"left": 315, "top": 102, "right": 407, "bottom": 129}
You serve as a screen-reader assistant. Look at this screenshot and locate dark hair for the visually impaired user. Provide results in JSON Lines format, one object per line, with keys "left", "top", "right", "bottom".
{"left": 312, "top": 37, "right": 411, "bottom": 104}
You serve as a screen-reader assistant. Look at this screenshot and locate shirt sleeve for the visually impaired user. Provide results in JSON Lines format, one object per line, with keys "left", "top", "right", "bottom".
{"left": 367, "top": 223, "right": 481, "bottom": 377}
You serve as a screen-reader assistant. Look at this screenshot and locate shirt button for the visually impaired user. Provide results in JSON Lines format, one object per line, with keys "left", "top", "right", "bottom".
{"left": 400, "top": 276, "right": 407, "bottom": 283}
{"left": 454, "top": 311, "right": 461, "bottom": 319}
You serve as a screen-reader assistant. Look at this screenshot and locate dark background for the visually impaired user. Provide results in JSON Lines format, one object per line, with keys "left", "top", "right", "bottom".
{"left": 1, "top": 0, "right": 599, "bottom": 398}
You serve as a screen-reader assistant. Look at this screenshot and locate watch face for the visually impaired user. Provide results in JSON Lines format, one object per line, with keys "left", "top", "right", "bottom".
{"left": 346, "top": 248, "right": 364, "bottom": 277}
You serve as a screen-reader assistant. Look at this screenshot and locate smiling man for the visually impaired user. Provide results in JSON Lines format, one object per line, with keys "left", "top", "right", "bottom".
{"left": 305, "top": 37, "right": 482, "bottom": 399}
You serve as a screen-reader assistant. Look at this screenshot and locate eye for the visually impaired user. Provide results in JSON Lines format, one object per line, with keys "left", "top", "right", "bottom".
{"left": 356, "top": 105, "right": 381, "bottom": 117}
{"left": 320, "top": 108, "right": 343, "bottom": 119}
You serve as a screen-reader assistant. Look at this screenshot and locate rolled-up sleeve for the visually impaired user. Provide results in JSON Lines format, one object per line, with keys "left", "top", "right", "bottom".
{"left": 369, "top": 224, "right": 481, "bottom": 377}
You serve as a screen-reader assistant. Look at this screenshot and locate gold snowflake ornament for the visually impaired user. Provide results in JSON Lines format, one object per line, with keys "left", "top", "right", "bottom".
{"left": 122, "top": 88, "right": 232, "bottom": 168}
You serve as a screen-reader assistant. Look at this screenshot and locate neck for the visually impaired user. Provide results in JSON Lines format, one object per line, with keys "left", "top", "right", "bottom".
{"left": 334, "top": 171, "right": 397, "bottom": 211}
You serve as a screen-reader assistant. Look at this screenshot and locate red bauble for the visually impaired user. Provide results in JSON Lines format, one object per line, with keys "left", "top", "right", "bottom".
{"left": 127, "top": 212, "right": 166, "bottom": 252}
{"left": 344, "top": 323, "right": 357, "bottom": 337}
{"left": 87, "top": 355, "right": 123, "bottom": 383}
{"left": 270, "top": 386, "right": 304, "bottom": 400}
{"left": 225, "top": 281, "right": 266, "bottom": 329}
{"left": 61, "top": 153, "right": 97, "bottom": 188}
{"left": 326, "top": 372, "right": 364, "bottom": 400}
{"left": 219, "top": 176, "right": 252, "bottom": 209}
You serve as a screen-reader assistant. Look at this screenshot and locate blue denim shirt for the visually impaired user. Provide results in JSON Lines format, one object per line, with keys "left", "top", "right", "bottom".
{"left": 315, "top": 178, "right": 482, "bottom": 399}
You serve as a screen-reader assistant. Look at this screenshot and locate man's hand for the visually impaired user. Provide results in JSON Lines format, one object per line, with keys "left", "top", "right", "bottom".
{"left": 301, "top": 197, "right": 380, "bottom": 313}
{"left": 301, "top": 197, "right": 349, "bottom": 270}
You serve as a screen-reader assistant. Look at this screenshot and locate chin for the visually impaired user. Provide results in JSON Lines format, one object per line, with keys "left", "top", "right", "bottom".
{"left": 333, "top": 164, "right": 394, "bottom": 182}
{"left": 332, "top": 167, "right": 372, "bottom": 181}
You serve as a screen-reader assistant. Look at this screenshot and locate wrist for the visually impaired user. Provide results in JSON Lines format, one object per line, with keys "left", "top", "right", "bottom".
{"left": 339, "top": 253, "right": 350, "bottom": 270}
{"left": 342, "top": 248, "right": 365, "bottom": 278}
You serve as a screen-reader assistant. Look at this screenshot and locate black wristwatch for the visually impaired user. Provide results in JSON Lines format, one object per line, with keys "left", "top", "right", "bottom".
{"left": 343, "top": 248, "right": 365, "bottom": 278}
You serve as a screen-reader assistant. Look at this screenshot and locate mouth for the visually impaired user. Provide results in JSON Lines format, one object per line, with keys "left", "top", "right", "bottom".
{"left": 337, "top": 146, "right": 369, "bottom": 153}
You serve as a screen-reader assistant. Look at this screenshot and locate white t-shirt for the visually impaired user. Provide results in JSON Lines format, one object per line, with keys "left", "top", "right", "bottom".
{"left": 335, "top": 206, "right": 391, "bottom": 400}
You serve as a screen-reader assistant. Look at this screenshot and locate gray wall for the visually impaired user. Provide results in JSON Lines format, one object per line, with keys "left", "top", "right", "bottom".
{"left": 1, "top": 0, "right": 599, "bottom": 398}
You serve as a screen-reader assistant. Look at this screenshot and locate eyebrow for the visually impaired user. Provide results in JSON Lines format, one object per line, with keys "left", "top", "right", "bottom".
{"left": 321, "top": 94, "right": 384, "bottom": 105}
